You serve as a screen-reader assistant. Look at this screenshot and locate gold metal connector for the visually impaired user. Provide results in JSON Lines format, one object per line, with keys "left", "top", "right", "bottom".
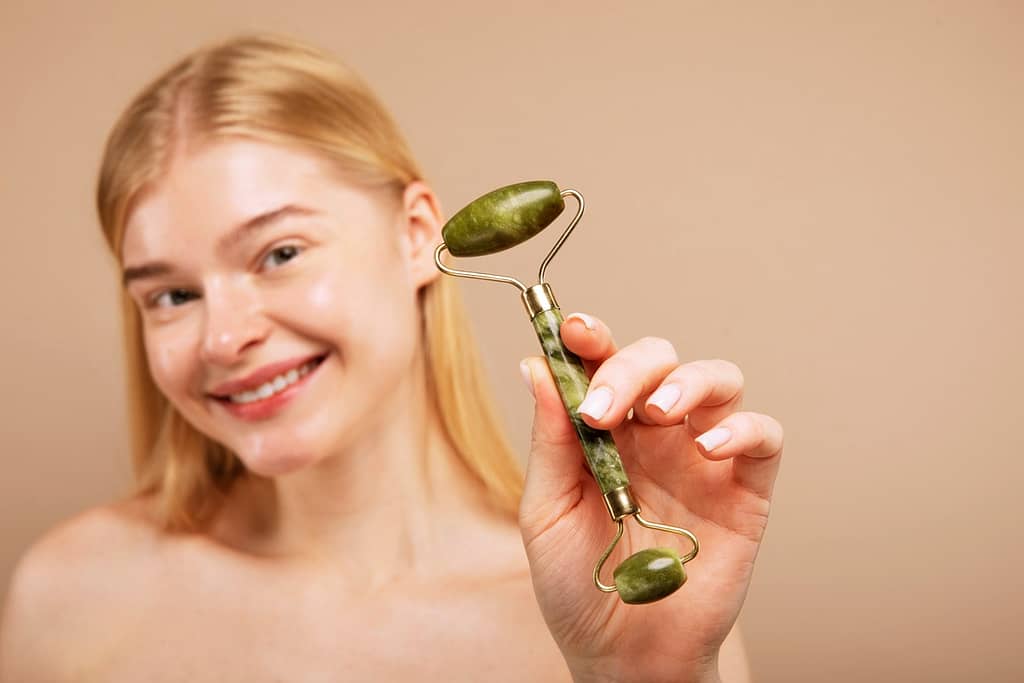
{"left": 602, "top": 486, "right": 640, "bottom": 520}
{"left": 522, "top": 283, "right": 559, "bottom": 318}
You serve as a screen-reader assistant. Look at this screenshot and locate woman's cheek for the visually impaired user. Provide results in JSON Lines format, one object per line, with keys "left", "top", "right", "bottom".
{"left": 304, "top": 278, "right": 337, "bottom": 314}
{"left": 145, "top": 313, "right": 208, "bottom": 405}
{"left": 145, "top": 327, "right": 188, "bottom": 396}
{"left": 293, "top": 270, "right": 371, "bottom": 332}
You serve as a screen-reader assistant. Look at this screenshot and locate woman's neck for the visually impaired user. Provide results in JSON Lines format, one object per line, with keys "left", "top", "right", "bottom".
{"left": 208, "top": 358, "right": 519, "bottom": 588}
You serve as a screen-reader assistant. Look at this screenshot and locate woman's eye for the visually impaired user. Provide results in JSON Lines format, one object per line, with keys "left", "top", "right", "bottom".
{"left": 151, "top": 289, "right": 197, "bottom": 309}
{"left": 262, "top": 245, "right": 302, "bottom": 270}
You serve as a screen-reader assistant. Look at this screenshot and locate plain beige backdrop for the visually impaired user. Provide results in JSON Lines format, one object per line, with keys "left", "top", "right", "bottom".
{"left": 2, "top": 1, "right": 1021, "bottom": 680}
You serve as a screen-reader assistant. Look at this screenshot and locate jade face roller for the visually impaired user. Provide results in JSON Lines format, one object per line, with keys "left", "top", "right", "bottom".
{"left": 434, "top": 181, "right": 700, "bottom": 604}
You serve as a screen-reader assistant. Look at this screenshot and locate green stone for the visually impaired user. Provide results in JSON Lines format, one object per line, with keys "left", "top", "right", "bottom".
{"left": 442, "top": 181, "right": 565, "bottom": 256}
{"left": 613, "top": 547, "right": 686, "bottom": 605}
{"left": 531, "top": 308, "right": 629, "bottom": 494}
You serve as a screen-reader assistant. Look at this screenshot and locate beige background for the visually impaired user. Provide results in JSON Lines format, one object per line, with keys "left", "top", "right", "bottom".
{"left": 2, "top": 1, "right": 1021, "bottom": 680}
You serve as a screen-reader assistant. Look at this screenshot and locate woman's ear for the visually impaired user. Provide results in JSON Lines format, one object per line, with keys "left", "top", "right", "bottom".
{"left": 398, "top": 181, "right": 444, "bottom": 289}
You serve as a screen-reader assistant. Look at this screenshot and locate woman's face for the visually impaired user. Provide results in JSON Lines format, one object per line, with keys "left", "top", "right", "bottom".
{"left": 121, "top": 137, "right": 441, "bottom": 476}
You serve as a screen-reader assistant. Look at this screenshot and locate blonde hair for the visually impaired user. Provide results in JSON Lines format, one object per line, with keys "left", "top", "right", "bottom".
{"left": 96, "top": 34, "right": 524, "bottom": 529}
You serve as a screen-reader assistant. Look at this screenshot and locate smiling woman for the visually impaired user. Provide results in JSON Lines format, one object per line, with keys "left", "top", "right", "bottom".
{"left": 0, "top": 33, "right": 779, "bottom": 682}
{"left": 117, "top": 138, "right": 469, "bottom": 483}
{"left": 98, "top": 39, "right": 526, "bottom": 528}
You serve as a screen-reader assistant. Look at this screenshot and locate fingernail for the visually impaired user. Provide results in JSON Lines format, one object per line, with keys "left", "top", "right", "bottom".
{"left": 696, "top": 427, "right": 732, "bottom": 452}
{"left": 566, "top": 312, "right": 596, "bottom": 331}
{"left": 578, "top": 386, "right": 613, "bottom": 420}
{"left": 519, "top": 360, "right": 535, "bottom": 397}
{"left": 647, "top": 384, "right": 682, "bottom": 413}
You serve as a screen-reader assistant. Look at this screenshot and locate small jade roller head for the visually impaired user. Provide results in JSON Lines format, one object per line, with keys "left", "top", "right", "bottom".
{"left": 441, "top": 180, "right": 566, "bottom": 257}
{"left": 435, "top": 180, "right": 700, "bottom": 605}
{"left": 613, "top": 547, "right": 687, "bottom": 605}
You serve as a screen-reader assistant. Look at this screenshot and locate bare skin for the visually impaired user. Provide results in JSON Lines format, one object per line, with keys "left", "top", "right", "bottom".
{"left": 1, "top": 139, "right": 767, "bottom": 681}
{"left": 1, "top": 477, "right": 568, "bottom": 682}
{"left": 1, "top": 490, "right": 748, "bottom": 682}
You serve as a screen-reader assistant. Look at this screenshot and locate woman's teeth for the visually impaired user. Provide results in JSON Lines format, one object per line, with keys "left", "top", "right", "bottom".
{"left": 228, "top": 358, "right": 320, "bottom": 404}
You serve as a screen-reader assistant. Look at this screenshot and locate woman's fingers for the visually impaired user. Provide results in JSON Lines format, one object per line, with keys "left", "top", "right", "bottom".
{"left": 694, "top": 411, "right": 785, "bottom": 500}
{"left": 560, "top": 312, "right": 617, "bottom": 376}
{"left": 561, "top": 316, "right": 745, "bottom": 430}
{"left": 641, "top": 359, "right": 745, "bottom": 432}
{"left": 571, "top": 335, "right": 680, "bottom": 429}
{"left": 547, "top": 312, "right": 784, "bottom": 501}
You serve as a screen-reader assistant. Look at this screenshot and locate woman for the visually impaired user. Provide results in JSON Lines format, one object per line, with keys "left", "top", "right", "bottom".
{"left": 0, "top": 34, "right": 783, "bottom": 682}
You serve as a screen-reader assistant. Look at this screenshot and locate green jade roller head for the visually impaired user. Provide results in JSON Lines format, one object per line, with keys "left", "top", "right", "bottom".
{"left": 434, "top": 181, "right": 700, "bottom": 605}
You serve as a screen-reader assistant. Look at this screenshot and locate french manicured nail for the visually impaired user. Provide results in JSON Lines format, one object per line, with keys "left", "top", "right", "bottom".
{"left": 647, "top": 384, "right": 682, "bottom": 413}
{"left": 696, "top": 427, "right": 732, "bottom": 452}
{"left": 578, "top": 386, "right": 613, "bottom": 420}
{"left": 566, "top": 312, "right": 596, "bottom": 331}
{"left": 519, "top": 360, "right": 534, "bottom": 397}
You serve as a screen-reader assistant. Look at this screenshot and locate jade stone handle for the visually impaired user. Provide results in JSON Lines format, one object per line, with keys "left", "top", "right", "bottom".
{"left": 532, "top": 307, "right": 629, "bottom": 494}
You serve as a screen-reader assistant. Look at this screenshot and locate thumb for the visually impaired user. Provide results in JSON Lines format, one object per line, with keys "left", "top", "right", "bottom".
{"left": 519, "top": 356, "right": 590, "bottom": 529}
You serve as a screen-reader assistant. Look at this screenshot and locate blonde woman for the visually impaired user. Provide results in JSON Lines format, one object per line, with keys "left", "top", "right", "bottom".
{"left": 0, "top": 34, "right": 783, "bottom": 682}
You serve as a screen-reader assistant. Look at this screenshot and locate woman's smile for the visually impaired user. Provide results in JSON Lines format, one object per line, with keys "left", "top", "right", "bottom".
{"left": 209, "top": 352, "right": 329, "bottom": 422}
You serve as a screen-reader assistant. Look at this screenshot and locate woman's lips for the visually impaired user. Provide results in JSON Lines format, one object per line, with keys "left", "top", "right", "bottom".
{"left": 214, "top": 353, "right": 327, "bottom": 422}
{"left": 208, "top": 352, "right": 326, "bottom": 397}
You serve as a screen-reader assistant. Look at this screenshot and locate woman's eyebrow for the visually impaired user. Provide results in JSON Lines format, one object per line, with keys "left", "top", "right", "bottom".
{"left": 122, "top": 204, "right": 320, "bottom": 287}
{"left": 216, "top": 204, "right": 320, "bottom": 254}
{"left": 122, "top": 262, "right": 173, "bottom": 287}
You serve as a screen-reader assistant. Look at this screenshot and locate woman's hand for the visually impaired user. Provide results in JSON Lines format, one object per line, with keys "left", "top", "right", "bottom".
{"left": 518, "top": 313, "right": 784, "bottom": 683}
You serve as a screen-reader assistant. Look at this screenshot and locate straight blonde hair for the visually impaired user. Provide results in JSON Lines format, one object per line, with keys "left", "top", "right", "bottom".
{"left": 96, "top": 34, "right": 524, "bottom": 529}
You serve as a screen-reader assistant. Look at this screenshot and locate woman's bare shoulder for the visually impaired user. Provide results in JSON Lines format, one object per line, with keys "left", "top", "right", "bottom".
{"left": 0, "top": 497, "right": 163, "bottom": 679}
{"left": 9, "top": 496, "right": 162, "bottom": 583}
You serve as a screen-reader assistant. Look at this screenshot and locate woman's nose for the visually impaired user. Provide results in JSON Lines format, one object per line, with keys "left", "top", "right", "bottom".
{"left": 199, "top": 275, "right": 270, "bottom": 366}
